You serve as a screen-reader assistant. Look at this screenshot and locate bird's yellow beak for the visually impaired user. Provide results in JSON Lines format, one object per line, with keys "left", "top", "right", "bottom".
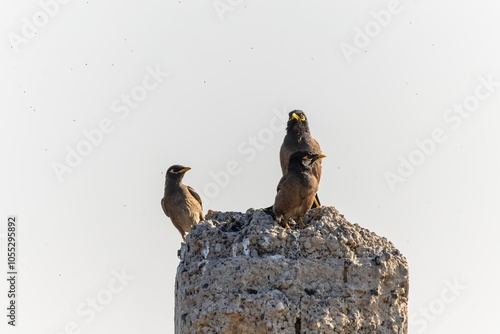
{"left": 316, "top": 153, "right": 327, "bottom": 159}
{"left": 290, "top": 112, "right": 306, "bottom": 122}
{"left": 180, "top": 167, "right": 191, "bottom": 173}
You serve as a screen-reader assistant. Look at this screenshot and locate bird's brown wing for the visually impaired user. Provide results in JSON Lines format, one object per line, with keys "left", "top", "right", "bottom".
{"left": 309, "top": 136, "right": 323, "bottom": 181}
{"left": 310, "top": 140, "right": 323, "bottom": 208}
{"left": 160, "top": 198, "right": 170, "bottom": 217}
{"left": 187, "top": 186, "right": 203, "bottom": 207}
{"left": 187, "top": 185, "right": 205, "bottom": 221}
{"left": 299, "top": 175, "right": 319, "bottom": 212}
{"left": 273, "top": 174, "right": 302, "bottom": 218}
{"left": 311, "top": 137, "right": 321, "bottom": 152}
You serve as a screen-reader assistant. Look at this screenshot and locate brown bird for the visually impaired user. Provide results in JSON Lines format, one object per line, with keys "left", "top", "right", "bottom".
{"left": 279, "top": 110, "right": 323, "bottom": 208}
{"left": 273, "top": 151, "right": 326, "bottom": 229}
{"left": 161, "top": 165, "right": 204, "bottom": 242}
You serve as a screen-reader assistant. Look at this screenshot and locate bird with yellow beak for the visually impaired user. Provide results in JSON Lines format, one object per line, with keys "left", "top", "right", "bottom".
{"left": 161, "top": 165, "right": 204, "bottom": 242}
{"left": 279, "top": 110, "right": 323, "bottom": 208}
{"left": 273, "top": 151, "right": 327, "bottom": 228}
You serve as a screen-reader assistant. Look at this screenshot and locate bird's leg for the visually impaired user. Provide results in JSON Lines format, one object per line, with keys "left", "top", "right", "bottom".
{"left": 312, "top": 194, "right": 321, "bottom": 208}
{"left": 284, "top": 220, "right": 291, "bottom": 229}
{"left": 276, "top": 216, "right": 288, "bottom": 229}
{"left": 299, "top": 217, "right": 305, "bottom": 229}
{"left": 281, "top": 218, "right": 291, "bottom": 229}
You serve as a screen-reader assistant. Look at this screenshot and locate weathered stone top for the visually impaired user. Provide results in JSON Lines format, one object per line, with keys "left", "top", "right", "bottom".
{"left": 176, "top": 206, "right": 409, "bottom": 334}
{"left": 182, "top": 206, "right": 405, "bottom": 266}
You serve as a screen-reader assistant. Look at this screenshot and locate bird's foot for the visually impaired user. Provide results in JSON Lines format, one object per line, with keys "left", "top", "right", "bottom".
{"left": 279, "top": 220, "right": 290, "bottom": 229}
{"left": 278, "top": 219, "right": 291, "bottom": 229}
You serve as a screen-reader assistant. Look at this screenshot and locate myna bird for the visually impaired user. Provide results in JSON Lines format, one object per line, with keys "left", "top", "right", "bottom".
{"left": 273, "top": 151, "right": 326, "bottom": 229}
{"left": 279, "top": 110, "right": 323, "bottom": 208}
{"left": 161, "top": 165, "right": 204, "bottom": 242}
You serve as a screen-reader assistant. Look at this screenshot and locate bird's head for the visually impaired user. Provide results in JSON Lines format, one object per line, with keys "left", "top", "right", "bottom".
{"left": 288, "top": 151, "right": 326, "bottom": 170}
{"left": 286, "top": 110, "right": 310, "bottom": 134}
{"left": 166, "top": 165, "right": 191, "bottom": 182}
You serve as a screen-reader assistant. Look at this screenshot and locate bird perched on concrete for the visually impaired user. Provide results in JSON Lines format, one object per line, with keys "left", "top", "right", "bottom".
{"left": 279, "top": 110, "right": 323, "bottom": 208}
{"left": 161, "top": 165, "right": 204, "bottom": 242}
{"left": 273, "top": 151, "right": 326, "bottom": 229}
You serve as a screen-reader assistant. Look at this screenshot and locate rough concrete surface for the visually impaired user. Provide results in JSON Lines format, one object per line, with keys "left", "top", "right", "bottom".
{"left": 175, "top": 206, "right": 409, "bottom": 334}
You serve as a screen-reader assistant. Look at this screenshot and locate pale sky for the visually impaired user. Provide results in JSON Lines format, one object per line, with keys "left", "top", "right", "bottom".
{"left": 1, "top": 1, "right": 499, "bottom": 333}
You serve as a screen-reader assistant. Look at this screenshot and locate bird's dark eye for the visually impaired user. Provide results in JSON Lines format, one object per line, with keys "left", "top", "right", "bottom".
{"left": 299, "top": 114, "right": 306, "bottom": 121}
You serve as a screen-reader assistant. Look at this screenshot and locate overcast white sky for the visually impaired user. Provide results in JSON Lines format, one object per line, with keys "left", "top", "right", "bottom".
{"left": 1, "top": 0, "right": 499, "bottom": 333}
